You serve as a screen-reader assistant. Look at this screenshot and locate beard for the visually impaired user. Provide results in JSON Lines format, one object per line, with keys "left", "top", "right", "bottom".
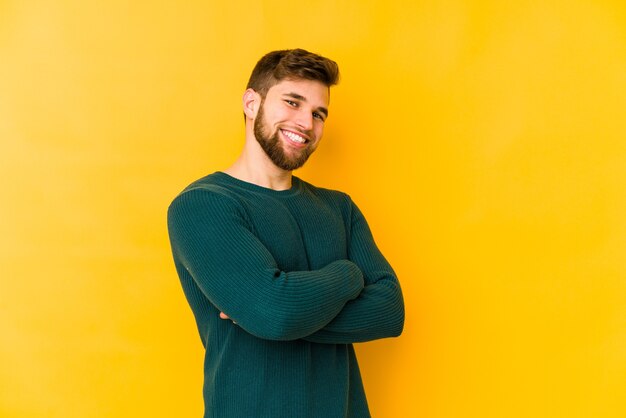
{"left": 253, "top": 102, "right": 314, "bottom": 171}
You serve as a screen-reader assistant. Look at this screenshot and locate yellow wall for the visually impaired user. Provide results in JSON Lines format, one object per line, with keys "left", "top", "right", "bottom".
{"left": 1, "top": 1, "right": 625, "bottom": 417}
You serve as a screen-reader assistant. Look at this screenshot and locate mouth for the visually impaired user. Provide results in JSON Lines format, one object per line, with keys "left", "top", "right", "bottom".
{"left": 280, "top": 129, "right": 309, "bottom": 146}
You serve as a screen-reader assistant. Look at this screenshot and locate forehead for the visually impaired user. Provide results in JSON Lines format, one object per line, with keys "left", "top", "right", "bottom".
{"left": 266, "top": 78, "right": 330, "bottom": 106}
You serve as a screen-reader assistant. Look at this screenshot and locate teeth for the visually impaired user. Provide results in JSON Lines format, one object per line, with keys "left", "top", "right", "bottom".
{"left": 283, "top": 130, "right": 306, "bottom": 143}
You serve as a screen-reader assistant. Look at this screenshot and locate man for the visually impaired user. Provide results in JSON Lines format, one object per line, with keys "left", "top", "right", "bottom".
{"left": 167, "top": 49, "right": 404, "bottom": 418}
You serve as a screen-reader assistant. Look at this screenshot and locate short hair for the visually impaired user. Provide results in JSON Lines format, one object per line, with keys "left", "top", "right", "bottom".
{"left": 246, "top": 49, "right": 340, "bottom": 98}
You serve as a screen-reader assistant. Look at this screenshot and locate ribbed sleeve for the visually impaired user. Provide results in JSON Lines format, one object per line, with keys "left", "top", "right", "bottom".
{"left": 167, "top": 188, "right": 364, "bottom": 341}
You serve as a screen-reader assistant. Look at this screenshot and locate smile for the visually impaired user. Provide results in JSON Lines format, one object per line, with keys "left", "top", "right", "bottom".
{"left": 281, "top": 129, "right": 308, "bottom": 144}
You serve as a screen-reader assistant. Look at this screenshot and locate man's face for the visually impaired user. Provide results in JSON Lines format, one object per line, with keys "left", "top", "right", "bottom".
{"left": 253, "top": 78, "right": 330, "bottom": 171}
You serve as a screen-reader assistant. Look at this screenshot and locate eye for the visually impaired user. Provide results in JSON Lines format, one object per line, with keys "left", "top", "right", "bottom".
{"left": 285, "top": 100, "right": 298, "bottom": 107}
{"left": 313, "top": 112, "right": 325, "bottom": 121}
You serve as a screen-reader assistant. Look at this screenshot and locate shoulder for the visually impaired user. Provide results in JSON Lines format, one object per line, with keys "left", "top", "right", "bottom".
{"left": 297, "top": 177, "right": 351, "bottom": 203}
{"left": 177, "top": 172, "right": 233, "bottom": 196}
{"left": 296, "top": 177, "right": 357, "bottom": 217}
{"left": 168, "top": 172, "right": 244, "bottom": 218}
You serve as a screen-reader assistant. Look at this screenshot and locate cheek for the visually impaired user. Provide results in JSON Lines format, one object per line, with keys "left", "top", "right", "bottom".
{"left": 268, "top": 109, "right": 291, "bottom": 126}
{"left": 314, "top": 123, "right": 325, "bottom": 139}
{"left": 268, "top": 103, "right": 290, "bottom": 118}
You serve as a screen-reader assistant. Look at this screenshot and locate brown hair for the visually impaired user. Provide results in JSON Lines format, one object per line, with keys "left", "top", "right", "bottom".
{"left": 246, "top": 49, "right": 340, "bottom": 98}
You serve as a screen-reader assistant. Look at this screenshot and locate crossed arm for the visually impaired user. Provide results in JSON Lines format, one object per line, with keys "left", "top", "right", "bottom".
{"left": 168, "top": 188, "right": 404, "bottom": 343}
{"left": 302, "top": 201, "right": 404, "bottom": 343}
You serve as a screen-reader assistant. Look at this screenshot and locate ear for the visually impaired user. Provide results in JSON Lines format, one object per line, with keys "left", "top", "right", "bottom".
{"left": 242, "top": 88, "right": 261, "bottom": 120}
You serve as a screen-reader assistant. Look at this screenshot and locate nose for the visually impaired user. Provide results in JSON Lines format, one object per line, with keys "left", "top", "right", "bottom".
{"left": 295, "top": 109, "right": 313, "bottom": 131}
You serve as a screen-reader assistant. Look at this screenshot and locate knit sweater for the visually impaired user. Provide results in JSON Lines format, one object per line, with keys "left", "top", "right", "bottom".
{"left": 167, "top": 172, "right": 405, "bottom": 418}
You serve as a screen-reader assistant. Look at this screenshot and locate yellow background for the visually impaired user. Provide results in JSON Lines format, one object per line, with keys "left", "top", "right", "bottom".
{"left": 1, "top": 1, "right": 625, "bottom": 417}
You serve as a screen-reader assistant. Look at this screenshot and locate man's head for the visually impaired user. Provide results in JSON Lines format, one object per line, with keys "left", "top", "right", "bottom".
{"left": 246, "top": 49, "right": 340, "bottom": 99}
{"left": 243, "top": 49, "right": 340, "bottom": 171}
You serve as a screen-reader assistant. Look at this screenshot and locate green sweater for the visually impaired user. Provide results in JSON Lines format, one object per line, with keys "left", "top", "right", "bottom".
{"left": 167, "top": 172, "right": 404, "bottom": 418}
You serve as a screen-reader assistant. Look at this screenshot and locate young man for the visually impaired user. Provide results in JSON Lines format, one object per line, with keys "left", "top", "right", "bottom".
{"left": 167, "top": 49, "right": 404, "bottom": 418}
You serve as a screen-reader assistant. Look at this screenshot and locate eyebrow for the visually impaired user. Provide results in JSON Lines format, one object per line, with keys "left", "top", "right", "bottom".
{"left": 283, "top": 92, "right": 329, "bottom": 118}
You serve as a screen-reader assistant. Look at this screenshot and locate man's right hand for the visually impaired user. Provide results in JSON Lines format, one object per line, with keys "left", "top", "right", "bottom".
{"left": 219, "top": 312, "right": 237, "bottom": 324}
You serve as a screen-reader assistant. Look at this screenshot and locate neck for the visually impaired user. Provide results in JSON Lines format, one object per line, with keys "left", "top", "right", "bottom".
{"left": 224, "top": 158, "right": 293, "bottom": 191}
